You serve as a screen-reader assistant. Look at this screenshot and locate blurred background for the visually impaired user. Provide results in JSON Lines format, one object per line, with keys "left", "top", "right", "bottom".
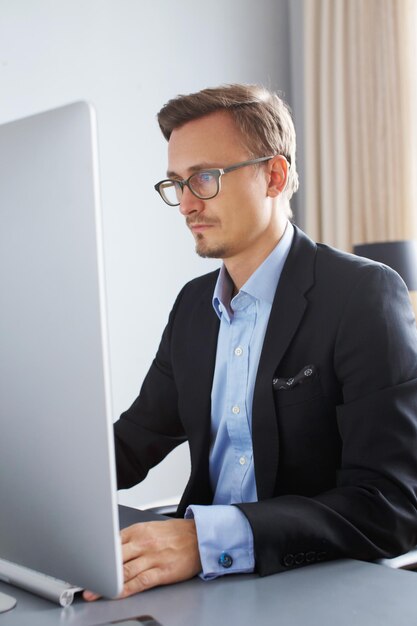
{"left": 1, "top": 0, "right": 416, "bottom": 508}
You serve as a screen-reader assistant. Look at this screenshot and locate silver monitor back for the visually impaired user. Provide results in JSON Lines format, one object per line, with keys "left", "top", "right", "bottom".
{"left": 0, "top": 102, "right": 123, "bottom": 598}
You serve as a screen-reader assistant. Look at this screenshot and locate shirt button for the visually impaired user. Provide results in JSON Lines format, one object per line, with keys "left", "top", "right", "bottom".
{"left": 239, "top": 456, "right": 246, "bottom": 465}
{"left": 234, "top": 346, "right": 243, "bottom": 356}
{"left": 232, "top": 405, "right": 240, "bottom": 414}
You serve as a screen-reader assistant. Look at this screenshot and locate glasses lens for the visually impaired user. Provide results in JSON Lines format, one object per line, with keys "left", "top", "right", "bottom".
{"left": 159, "top": 180, "right": 181, "bottom": 206}
{"left": 189, "top": 171, "right": 218, "bottom": 199}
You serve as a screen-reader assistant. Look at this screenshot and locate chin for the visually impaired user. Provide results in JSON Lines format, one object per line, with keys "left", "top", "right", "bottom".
{"left": 195, "top": 243, "right": 228, "bottom": 259}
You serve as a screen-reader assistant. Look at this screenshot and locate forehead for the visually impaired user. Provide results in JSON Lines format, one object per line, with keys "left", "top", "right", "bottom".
{"left": 167, "top": 111, "right": 248, "bottom": 175}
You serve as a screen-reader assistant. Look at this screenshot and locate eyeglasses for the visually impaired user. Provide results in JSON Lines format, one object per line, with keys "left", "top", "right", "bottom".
{"left": 154, "top": 156, "right": 275, "bottom": 206}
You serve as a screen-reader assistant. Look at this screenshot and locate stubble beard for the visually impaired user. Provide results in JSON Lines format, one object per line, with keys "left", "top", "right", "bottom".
{"left": 194, "top": 233, "right": 229, "bottom": 259}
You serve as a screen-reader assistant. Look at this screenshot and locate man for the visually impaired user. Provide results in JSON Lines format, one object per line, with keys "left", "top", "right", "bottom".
{"left": 84, "top": 84, "right": 417, "bottom": 601}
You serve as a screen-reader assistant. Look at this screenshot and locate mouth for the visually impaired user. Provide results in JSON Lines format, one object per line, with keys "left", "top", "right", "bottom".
{"left": 190, "top": 224, "right": 212, "bottom": 232}
{"left": 187, "top": 220, "right": 216, "bottom": 233}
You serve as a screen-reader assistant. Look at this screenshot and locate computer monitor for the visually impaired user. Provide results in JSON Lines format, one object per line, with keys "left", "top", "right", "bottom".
{"left": 0, "top": 103, "right": 123, "bottom": 601}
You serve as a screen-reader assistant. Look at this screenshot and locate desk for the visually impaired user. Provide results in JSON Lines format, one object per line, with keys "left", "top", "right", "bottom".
{"left": 1, "top": 508, "right": 417, "bottom": 626}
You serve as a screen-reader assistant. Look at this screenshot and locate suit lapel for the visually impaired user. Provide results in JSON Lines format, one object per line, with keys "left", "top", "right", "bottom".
{"left": 252, "top": 226, "right": 317, "bottom": 500}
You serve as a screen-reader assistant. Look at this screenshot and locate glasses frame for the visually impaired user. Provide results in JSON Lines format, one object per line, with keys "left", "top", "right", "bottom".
{"left": 154, "top": 155, "right": 277, "bottom": 206}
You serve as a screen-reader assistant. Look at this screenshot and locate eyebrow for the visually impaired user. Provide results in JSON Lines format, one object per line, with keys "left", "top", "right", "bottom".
{"left": 166, "top": 162, "right": 221, "bottom": 179}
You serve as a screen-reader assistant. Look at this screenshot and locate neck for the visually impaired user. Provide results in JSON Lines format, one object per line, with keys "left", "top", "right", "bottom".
{"left": 225, "top": 219, "right": 288, "bottom": 292}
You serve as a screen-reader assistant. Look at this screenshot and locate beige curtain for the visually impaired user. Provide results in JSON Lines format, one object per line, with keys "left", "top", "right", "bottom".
{"left": 304, "top": 0, "right": 417, "bottom": 251}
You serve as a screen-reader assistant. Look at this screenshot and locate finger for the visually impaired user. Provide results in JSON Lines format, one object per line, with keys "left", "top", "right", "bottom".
{"left": 83, "top": 590, "right": 101, "bottom": 602}
{"left": 119, "top": 566, "right": 166, "bottom": 598}
{"left": 123, "top": 555, "right": 154, "bottom": 584}
{"left": 121, "top": 537, "right": 147, "bottom": 564}
{"left": 121, "top": 523, "right": 163, "bottom": 563}
{"left": 120, "top": 523, "right": 140, "bottom": 544}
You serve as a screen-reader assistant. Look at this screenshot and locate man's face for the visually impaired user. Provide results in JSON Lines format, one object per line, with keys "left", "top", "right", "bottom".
{"left": 167, "top": 111, "right": 282, "bottom": 263}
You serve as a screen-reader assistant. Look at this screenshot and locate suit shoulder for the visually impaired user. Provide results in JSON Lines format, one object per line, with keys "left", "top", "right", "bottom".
{"left": 315, "top": 241, "right": 404, "bottom": 287}
{"left": 290, "top": 227, "right": 404, "bottom": 297}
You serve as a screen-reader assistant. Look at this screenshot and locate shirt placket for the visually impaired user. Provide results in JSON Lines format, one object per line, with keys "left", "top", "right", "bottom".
{"left": 226, "top": 296, "right": 256, "bottom": 503}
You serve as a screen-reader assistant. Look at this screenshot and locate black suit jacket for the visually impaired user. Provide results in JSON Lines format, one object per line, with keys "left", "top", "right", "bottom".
{"left": 114, "top": 226, "right": 417, "bottom": 575}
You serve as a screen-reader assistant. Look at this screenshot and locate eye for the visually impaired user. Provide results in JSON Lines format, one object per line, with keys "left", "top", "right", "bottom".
{"left": 188, "top": 171, "right": 218, "bottom": 198}
{"left": 195, "top": 172, "right": 214, "bottom": 185}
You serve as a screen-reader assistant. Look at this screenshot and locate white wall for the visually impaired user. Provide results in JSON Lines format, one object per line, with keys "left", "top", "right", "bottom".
{"left": 0, "top": 0, "right": 296, "bottom": 508}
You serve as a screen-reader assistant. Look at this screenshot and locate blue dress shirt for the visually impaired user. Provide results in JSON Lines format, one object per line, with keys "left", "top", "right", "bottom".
{"left": 186, "top": 222, "right": 294, "bottom": 579}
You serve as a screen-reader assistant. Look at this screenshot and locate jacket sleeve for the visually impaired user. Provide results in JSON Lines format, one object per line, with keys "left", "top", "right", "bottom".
{"left": 113, "top": 287, "right": 187, "bottom": 490}
{"left": 237, "top": 264, "right": 417, "bottom": 575}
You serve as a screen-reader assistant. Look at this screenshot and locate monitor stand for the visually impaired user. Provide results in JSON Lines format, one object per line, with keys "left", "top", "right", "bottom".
{"left": 0, "top": 591, "right": 17, "bottom": 613}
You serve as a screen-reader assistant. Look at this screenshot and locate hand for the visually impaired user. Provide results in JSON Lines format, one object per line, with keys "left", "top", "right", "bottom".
{"left": 83, "top": 519, "right": 201, "bottom": 601}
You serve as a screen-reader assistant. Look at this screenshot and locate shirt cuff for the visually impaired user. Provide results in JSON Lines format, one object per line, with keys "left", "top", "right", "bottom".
{"left": 185, "top": 504, "right": 255, "bottom": 580}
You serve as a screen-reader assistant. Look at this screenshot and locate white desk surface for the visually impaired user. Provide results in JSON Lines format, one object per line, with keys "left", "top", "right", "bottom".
{"left": 1, "top": 506, "right": 417, "bottom": 626}
{"left": 1, "top": 558, "right": 417, "bottom": 626}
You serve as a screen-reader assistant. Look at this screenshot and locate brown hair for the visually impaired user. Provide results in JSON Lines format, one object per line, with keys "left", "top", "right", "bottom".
{"left": 157, "top": 83, "right": 299, "bottom": 199}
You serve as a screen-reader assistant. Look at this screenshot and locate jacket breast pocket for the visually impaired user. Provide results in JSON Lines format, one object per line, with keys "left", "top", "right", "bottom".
{"left": 273, "top": 366, "right": 324, "bottom": 407}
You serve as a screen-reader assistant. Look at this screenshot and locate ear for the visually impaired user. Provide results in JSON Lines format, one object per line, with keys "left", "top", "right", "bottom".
{"left": 267, "top": 155, "right": 288, "bottom": 197}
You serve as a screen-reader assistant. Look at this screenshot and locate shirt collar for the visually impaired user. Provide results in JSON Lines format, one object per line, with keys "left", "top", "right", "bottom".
{"left": 212, "top": 221, "right": 294, "bottom": 320}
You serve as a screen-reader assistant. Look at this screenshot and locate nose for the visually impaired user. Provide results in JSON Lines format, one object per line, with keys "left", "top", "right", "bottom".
{"left": 178, "top": 186, "right": 204, "bottom": 216}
